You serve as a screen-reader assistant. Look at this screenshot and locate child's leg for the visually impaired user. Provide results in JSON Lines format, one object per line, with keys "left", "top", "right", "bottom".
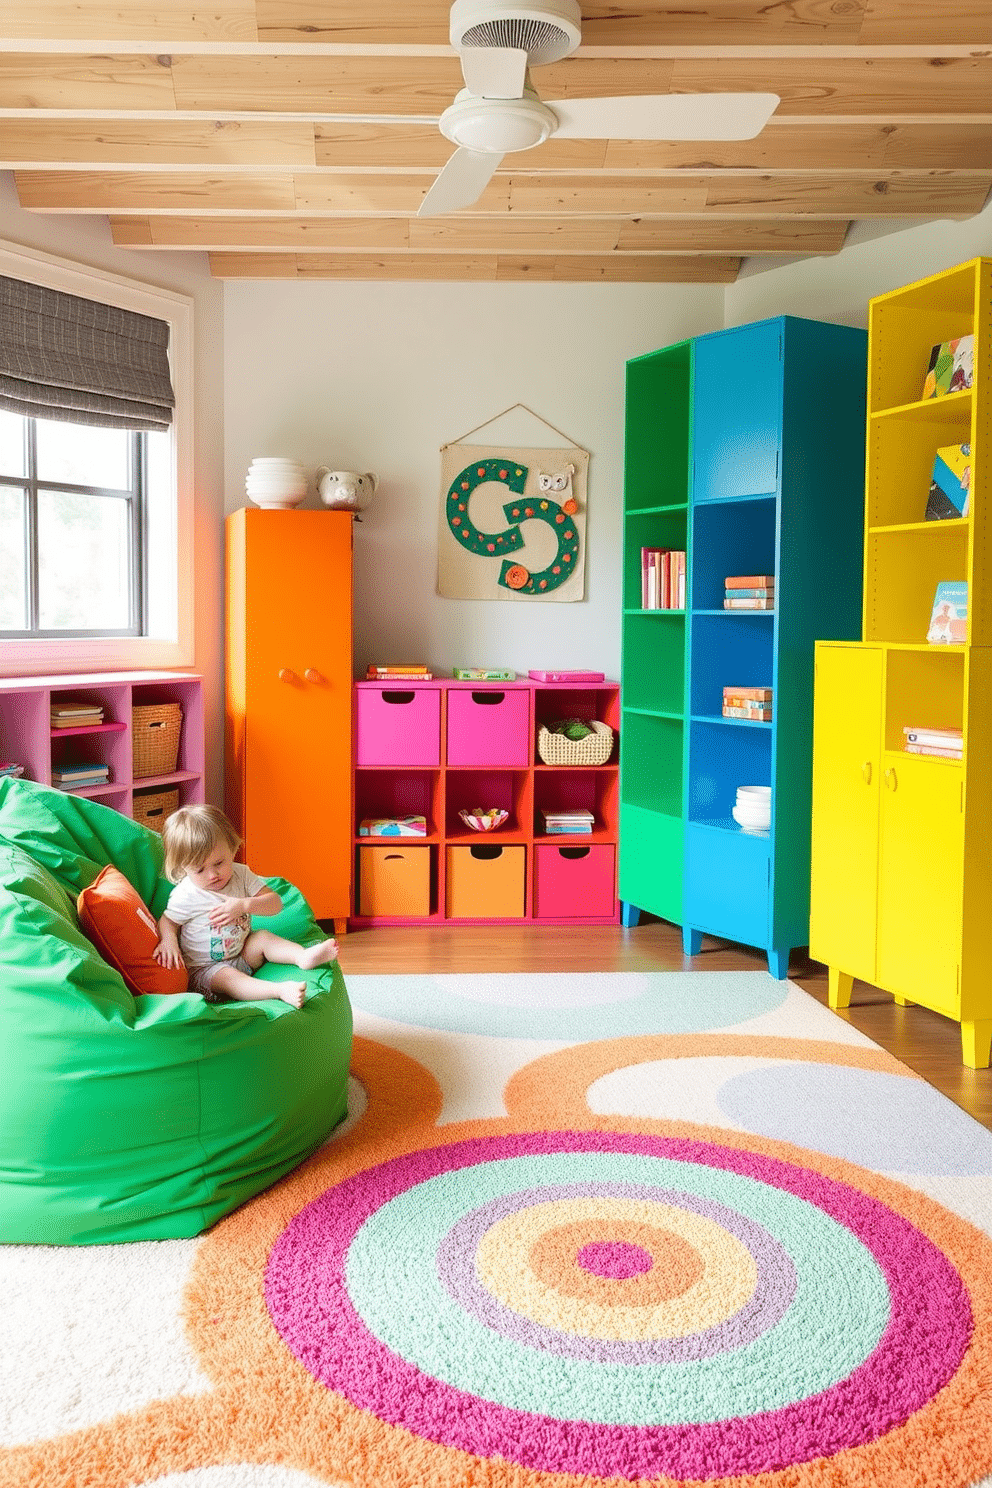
{"left": 208, "top": 959, "right": 306, "bottom": 1010}
{"left": 244, "top": 929, "right": 338, "bottom": 973}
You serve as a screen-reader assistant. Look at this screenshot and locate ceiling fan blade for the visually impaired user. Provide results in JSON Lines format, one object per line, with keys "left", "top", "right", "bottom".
{"left": 460, "top": 45, "right": 529, "bottom": 100}
{"left": 548, "top": 92, "right": 780, "bottom": 141}
{"left": 418, "top": 146, "right": 504, "bottom": 217}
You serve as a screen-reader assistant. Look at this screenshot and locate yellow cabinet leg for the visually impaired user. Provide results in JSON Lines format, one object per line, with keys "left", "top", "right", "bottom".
{"left": 961, "top": 1020, "right": 992, "bottom": 1070}
{"left": 893, "top": 994, "right": 913, "bottom": 1006}
{"left": 828, "top": 967, "right": 854, "bottom": 1010}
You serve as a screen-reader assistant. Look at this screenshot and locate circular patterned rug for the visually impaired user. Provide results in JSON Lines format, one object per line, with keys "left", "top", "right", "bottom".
{"left": 9, "top": 1032, "right": 992, "bottom": 1488}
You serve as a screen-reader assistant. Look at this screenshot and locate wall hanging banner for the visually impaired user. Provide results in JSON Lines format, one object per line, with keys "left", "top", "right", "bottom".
{"left": 438, "top": 440, "right": 588, "bottom": 602}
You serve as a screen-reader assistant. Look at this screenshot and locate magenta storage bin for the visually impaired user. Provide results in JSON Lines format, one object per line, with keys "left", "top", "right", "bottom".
{"left": 534, "top": 843, "right": 616, "bottom": 919}
{"left": 356, "top": 686, "right": 441, "bottom": 766}
{"left": 446, "top": 688, "right": 531, "bottom": 767}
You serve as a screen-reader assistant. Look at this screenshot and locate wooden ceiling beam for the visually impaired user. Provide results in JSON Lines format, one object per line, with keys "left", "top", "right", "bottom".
{"left": 206, "top": 250, "right": 742, "bottom": 280}
{"left": 1, "top": 54, "right": 992, "bottom": 118}
{"left": 18, "top": 168, "right": 991, "bottom": 219}
{"left": 3, "top": 119, "right": 992, "bottom": 173}
{"left": 0, "top": 0, "right": 984, "bottom": 48}
{"left": 109, "top": 212, "right": 846, "bottom": 254}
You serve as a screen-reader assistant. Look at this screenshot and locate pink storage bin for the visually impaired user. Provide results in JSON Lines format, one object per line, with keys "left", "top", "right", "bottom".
{"left": 356, "top": 686, "right": 441, "bottom": 766}
{"left": 534, "top": 843, "right": 616, "bottom": 919}
{"left": 447, "top": 688, "right": 530, "bottom": 767}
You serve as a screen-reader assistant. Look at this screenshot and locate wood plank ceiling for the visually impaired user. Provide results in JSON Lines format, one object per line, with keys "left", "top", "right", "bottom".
{"left": 0, "top": 1, "right": 989, "bottom": 282}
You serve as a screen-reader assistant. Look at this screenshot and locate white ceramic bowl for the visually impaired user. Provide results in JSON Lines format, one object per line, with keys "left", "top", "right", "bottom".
{"left": 737, "top": 785, "right": 771, "bottom": 800}
{"left": 732, "top": 804, "right": 769, "bottom": 832}
{"left": 248, "top": 458, "right": 304, "bottom": 469}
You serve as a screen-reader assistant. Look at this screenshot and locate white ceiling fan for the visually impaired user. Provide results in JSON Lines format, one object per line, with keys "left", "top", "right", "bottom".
{"left": 417, "top": 0, "right": 780, "bottom": 217}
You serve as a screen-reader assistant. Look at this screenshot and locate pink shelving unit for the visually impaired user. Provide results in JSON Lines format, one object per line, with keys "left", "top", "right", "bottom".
{"left": 353, "top": 677, "right": 620, "bottom": 926}
{"left": 0, "top": 670, "right": 205, "bottom": 822}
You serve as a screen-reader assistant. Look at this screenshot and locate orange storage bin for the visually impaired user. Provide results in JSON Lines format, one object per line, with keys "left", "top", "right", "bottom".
{"left": 358, "top": 845, "right": 431, "bottom": 917}
{"left": 446, "top": 843, "right": 525, "bottom": 919}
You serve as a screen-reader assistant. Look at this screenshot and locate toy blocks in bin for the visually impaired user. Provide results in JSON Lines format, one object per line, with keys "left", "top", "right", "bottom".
{"left": 446, "top": 843, "right": 525, "bottom": 919}
{"left": 358, "top": 845, "right": 431, "bottom": 917}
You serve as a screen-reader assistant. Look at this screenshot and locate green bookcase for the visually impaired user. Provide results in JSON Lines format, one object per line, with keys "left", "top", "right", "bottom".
{"left": 618, "top": 339, "right": 692, "bottom": 926}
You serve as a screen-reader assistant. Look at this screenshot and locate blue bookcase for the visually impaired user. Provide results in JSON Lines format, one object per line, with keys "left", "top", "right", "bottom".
{"left": 680, "top": 315, "right": 867, "bottom": 977}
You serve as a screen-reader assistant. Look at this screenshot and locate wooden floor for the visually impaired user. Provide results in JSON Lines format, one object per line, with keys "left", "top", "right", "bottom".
{"left": 334, "top": 918, "right": 992, "bottom": 1131}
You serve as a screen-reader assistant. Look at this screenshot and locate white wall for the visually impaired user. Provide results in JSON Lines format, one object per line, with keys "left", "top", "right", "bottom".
{"left": 223, "top": 278, "right": 724, "bottom": 679}
{"left": 725, "top": 201, "right": 992, "bottom": 329}
{"left": 0, "top": 175, "right": 227, "bottom": 805}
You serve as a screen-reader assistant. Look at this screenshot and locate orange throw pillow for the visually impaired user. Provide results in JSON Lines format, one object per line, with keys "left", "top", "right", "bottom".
{"left": 77, "top": 864, "right": 187, "bottom": 997}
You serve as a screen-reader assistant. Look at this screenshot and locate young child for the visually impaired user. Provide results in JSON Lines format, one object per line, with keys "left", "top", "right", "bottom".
{"left": 153, "top": 803, "right": 337, "bottom": 1010}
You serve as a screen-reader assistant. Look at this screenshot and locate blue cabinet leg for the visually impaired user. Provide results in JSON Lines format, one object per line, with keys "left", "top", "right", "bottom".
{"left": 621, "top": 901, "right": 641, "bottom": 928}
{"left": 767, "top": 947, "right": 791, "bottom": 980}
{"left": 683, "top": 926, "right": 703, "bottom": 957}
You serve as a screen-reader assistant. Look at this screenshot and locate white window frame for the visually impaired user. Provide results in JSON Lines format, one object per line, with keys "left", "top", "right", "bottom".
{"left": 0, "top": 236, "right": 193, "bottom": 675}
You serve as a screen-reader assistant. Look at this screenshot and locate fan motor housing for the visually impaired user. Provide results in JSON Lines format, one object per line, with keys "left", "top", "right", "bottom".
{"left": 450, "top": 0, "right": 582, "bottom": 66}
{"left": 440, "top": 91, "right": 558, "bottom": 153}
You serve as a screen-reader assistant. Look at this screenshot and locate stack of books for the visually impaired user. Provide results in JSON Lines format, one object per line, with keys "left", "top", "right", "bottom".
{"left": 366, "top": 664, "right": 433, "bottom": 680}
{"left": 0, "top": 762, "right": 25, "bottom": 779}
{"left": 723, "top": 686, "right": 773, "bottom": 722}
{"left": 724, "top": 575, "right": 775, "bottom": 610}
{"left": 640, "top": 549, "right": 686, "bottom": 610}
{"left": 50, "top": 701, "right": 104, "bottom": 729}
{"left": 903, "top": 726, "right": 963, "bottom": 761}
{"left": 51, "top": 762, "right": 110, "bottom": 790}
{"left": 541, "top": 808, "right": 594, "bottom": 835}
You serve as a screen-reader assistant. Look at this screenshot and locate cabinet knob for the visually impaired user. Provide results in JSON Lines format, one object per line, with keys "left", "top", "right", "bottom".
{"left": 304, "top": 668, "right": 322, "bottom": 684}
{"left": 861, "top": 760, "right": 872, "bottom": 784}
{"left": 278, "top": 668, "right": 297, "bottom": 683}
{"left": 884, "top": 767, "right": 897, "bottom": 791}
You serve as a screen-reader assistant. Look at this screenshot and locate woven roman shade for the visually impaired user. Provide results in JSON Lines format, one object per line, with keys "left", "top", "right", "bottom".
{"left": 0, "top": 274, "right": 175, "bottom": 431}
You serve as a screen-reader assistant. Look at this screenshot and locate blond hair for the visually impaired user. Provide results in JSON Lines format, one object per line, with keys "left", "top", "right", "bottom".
{"left": 161, "top": 804, "right": 242, "bottom": 883}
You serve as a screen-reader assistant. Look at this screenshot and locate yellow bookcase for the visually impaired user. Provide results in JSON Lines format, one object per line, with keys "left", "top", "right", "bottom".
{"left": 809, "top": 257, "right": 992, "bottom": 1068}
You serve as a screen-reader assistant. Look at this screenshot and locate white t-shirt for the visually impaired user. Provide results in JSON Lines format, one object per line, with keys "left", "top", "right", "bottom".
{"left": 164, "top": 862, "right": 269, "bottom": 971}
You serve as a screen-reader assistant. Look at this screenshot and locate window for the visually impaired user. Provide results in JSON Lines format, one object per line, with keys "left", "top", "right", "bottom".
{"left": 0, "top": 239, "right": 193, "bottom": 674}
{"left": 0, "top": 414, "right": 167, "bottom": 637}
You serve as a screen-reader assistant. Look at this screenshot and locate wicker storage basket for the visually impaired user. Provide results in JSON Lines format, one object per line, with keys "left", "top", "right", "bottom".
{"left": 132, "top": 703, "right": 182, "bottom": 778}
{"left": 537, "top": 719, "right": 614, "bottom": 766}
{"left": 132, "top": 787, "right": 179, "bottom": 833}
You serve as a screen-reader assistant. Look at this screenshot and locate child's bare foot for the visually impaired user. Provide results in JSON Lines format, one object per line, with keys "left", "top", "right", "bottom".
{"left": 296, "top": 938, "right": 338, "bottom": 971}
{"left": 278, "top": 981, "right": 307, "bottom": 1009}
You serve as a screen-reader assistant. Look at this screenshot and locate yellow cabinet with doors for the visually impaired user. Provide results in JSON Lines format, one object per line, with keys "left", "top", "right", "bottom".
{"left": 809, "top": 257, "right": 992, "bottom": 1068}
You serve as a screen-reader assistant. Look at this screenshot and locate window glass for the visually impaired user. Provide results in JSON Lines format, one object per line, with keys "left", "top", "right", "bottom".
{"left": 36, "top": 417, "right": 130, "bottom": 490}
{"left": 0, "top": 487, "right": 26, "bottom": 627}
{"left": 37, "top": 489, "right": 130, "bottom": 630}
{"left": 0, "top": 411, "right": 25, "bottom": 476}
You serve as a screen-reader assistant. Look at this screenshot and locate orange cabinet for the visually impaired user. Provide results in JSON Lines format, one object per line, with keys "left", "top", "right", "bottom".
{"left": 225, "top": 508, "right": 353, "bottom": 926}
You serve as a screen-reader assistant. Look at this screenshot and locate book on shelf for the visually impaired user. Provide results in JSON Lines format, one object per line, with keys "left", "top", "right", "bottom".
{"left": 905, "top": 743, "right": 963, "bottom": 760}
{"left": 0, "top": 762, "right": 25, "bottom": 778}
{"left": 52, "top": 767, "right": 110, "bottom": 786}
{"left": 366, "top": 664, "right": 433, "bottom": 679}
{"left": 723, "top": 706, "right": 772, "bottom": 721}
{"left": 723, "top": 597, "right": 775, "bottom": 610}
{"left": 451, "top": 668, "right": 516, "bottom": 680}
{"left": 922, "top": 335, "right": 973, "bottom": 401}
{"left": 725, "top": 575, "right": 774, "bottom": 590}
{"left": 926, "top": 581, "right": 967, "bottom": 645}
{"left": 545, "top": 823, "right": 593, "bottom": 834}
{"left": 723, "top": 686, "right": 773, "bottom": 700}
{"left": 358, "top": 815, "right": 428, "bottom": 836}
{"left": 640, "top": 548, "right": 685, "bottom": 610}
{"left": 925, "top": 444, "right": 971, "bottom": 521}
{"left": 51, "top": 707, "right": 104, "bottom": 727}
{"left": 723, "top": 587, "right": 773, "bottom": 600}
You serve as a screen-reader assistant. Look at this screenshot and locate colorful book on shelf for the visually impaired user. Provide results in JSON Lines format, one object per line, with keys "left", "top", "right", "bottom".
{"left": 905, "top": 744, "right": 964, "bottom": 760}
{"left": 358, "top": 815, "right": 428, "bottom": 836}
{"left": 723, "top": 686, "right": 773, "bottom": 700}
{"left": 725, "top": 575, "right": 774, "bottom": 590}
{"left": 926, "top": 581, "right": 968, "bottom": 645}
{"left": 451, "top": 668, "right": 516, "bottom": 680}
{"left": 0, "top": 762, "right": 25, "bottom": 778}
{"left": 903, "top": 726, "right": 963, "bottom": 758}
{"left": 639, "top": 548, "right": 685, "bottom": 610}
{"left": 922, "top": 335, "right": 974, "bottom": 400}
{"left": 51, "top": 707, "right": 104, "bottom": 727}
{"left": 528, "top": 670, "right": 605, "bottom": 683}
{"left": 926, "top": 444, "right": 971, "bottom": 521}
{"left": 724, "top": 587, "right": 773, "bottom": 600}
{"left": 724, "top": 597, "right": 775, "bottom": 610}
{"left": 366, "top": 664, "right": 433, "bottom": 679}
{"left": 723, "top": 706, "right": 772, "bottom": 721}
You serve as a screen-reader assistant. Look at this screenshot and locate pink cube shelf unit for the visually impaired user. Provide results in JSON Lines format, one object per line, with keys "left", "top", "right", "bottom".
{"left": 0, "top": 671, "right": 205, "bottom": 824}
{"left": 353, "top": 677, "right": 620, "bottom": 926}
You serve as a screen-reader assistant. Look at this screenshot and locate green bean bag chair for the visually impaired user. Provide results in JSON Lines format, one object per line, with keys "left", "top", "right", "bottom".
{"left": 0, "top": 777, "right": 352, "bottom": 1245}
